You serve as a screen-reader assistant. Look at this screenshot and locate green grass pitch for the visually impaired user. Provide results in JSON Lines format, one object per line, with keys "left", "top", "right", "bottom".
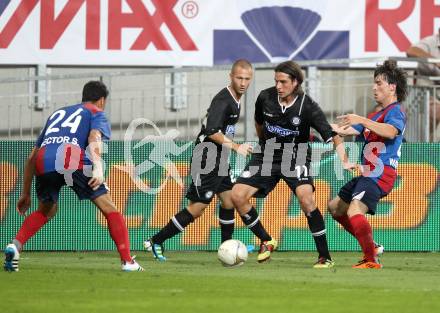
{"left": 1, "top": 251, "right": 439, "bottom": 313}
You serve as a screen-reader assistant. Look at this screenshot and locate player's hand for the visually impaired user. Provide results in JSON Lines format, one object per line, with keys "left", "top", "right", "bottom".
{"left": 88, "top": 168, "right": 104, "bottom": 191}
{"left": 330, "top": 123, "right": 347, "bottom": 136}
{"left": 235, "top": 143, "right": 253, "bottom": 157}
{"left": 337, "top": 114, "right": 365, "bottom": 129}
{"left": 16, "top": 194, "right": 31, "bottom": 216}
{"left": 356, "top": 164, "right": 365, "bottom": 174}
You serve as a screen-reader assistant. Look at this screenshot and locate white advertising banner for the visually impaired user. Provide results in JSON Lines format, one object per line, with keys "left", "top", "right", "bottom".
{"left": 0, "top": 0, "right": 438, "bottom": 66}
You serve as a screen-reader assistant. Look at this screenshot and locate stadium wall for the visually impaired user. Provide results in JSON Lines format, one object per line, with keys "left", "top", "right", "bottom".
{"left": 1, "top": 141, "right": 439, "bottom": 252}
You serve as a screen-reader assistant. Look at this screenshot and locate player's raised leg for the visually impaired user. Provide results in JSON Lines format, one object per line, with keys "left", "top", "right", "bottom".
{"left": 144, "top": 201, "right": 207, "bottom": 261}
{"left": 328, "top": 196, "right": 384, "bottom": 257}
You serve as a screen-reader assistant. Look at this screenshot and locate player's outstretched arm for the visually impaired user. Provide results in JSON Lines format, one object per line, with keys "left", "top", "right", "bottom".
{"left": 337, "top": 114, "right": 398, "bottom": 139}
{"left": 330, "top": 123, "right": 360, "bottom": 137}
{"left": 208, "top": 132, "right": 253, "bottom": 157}
{"left": 88, "top": 129, "right": 105, "bottom": 190}
{"left": 17, "top": 148, "right": 38, "bottom": 215}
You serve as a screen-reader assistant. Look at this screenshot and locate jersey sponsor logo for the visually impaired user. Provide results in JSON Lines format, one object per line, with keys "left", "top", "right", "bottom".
{"left": 265, "top": 122, "right": 299, "bottom": 137}
{"left": 291, "top": 116, "right": 301, "bottom": 126}
{"left": 41, "top": 136, "right": 78, "bottom": 147}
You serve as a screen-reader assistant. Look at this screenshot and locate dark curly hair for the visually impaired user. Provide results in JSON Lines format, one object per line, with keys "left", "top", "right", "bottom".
{"left": 374, "top": 60, "right": 408, "bottom": 102}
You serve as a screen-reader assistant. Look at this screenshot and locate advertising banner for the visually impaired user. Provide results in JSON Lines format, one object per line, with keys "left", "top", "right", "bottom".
{"left": 0, "top": 0, "right": 437, "bottom": 66}
{"left": 1, "top": 141, "right": 439, "bottom": 251}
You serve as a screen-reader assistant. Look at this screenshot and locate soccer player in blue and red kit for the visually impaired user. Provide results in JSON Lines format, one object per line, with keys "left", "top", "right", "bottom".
{"left": 329, "top": 60, "right": 407, "bottom": 269}
{"left": 4, "top": 81, "right": 143, "bottom": 272}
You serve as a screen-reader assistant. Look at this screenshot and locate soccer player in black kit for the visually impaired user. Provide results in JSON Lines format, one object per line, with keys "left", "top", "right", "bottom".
{"left": 143, "top": 60, "right": 253, "bottom": 261}
{"left": 232, "top": 61, "right": 352, "bottom": 267}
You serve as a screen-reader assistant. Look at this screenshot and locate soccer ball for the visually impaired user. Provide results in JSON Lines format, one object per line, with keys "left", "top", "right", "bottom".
{"left": 217, "top": 239, "right": 248, "bottom": 267}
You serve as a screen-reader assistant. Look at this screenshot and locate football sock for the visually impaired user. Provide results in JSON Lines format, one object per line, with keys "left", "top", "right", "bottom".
{"left": 105, "top": 211, "right": 132, "bottom": 263}
{"left": 14, "top": 211, "right": 49, "bottom": 250}
{"left": 152, "top": 208, "right": 194, "bottom": 245}
{"left": 350, "top": 214, "right": 376, "bottom": 262}
{"left": 240, "top": 207, "right": 271, "bottom": 242}
{"left": 334, "top": 214, "right": 381, "bottom": 248}
{"left": 219, "top": 206, "right": 235, "bottom": 243}
{"left": 333, "top": 213, "right": 355, "bottom": 236}
{"left": 12, "top": 239, "right": 22, "bottom": 252}
{"left": 306, "top": 208, "right": 331, "bottom": 260}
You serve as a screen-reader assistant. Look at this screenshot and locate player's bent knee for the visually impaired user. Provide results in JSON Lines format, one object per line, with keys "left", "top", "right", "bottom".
{"left": 39, "top": 202, "right": 58, "bottom": 219}
{"left": 92, "top": 193, "right": 118, "bottom": 215}
{"left": 231, "top": 187, "right": 250, "bottom": 208}
{"left": 297, "top": 195, "right": 315, "bottom": 213}
{"left": 190, "top": 207, "right": 205, "bottom": 219}
{"left": 220, "top": 200, "right": 234, "bottom": 210}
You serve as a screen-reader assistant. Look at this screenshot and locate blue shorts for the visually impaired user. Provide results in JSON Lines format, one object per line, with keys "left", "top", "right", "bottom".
{"left": 338, "top": 176, "right": 388, "bottom": 215}
{"left": 35, "top": 171, "right": 109, "bottom": 203}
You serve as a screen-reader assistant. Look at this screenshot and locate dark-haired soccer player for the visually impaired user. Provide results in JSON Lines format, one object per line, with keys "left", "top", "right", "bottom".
{"left": 143, "top": 60, "right": 254, "bottom": 261}
{"left": 232, "top": 61, "right": 353, "bottom": 267}
{"left": 329, "top": 60, "right": 407, "bottom": 269}
{"left": 4, "top": 81, "right": 143, "bottom": 272}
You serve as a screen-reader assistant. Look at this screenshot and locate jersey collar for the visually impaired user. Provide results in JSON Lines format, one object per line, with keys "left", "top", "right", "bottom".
{"left": 226, "top": 86, "right": 241, "bottom": 108}
{"left": 278, "top": 95, "right": 298, "bottom": 114}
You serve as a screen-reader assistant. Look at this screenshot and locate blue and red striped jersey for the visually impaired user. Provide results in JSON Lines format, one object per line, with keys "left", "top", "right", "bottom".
{"left": 34, "top": 102, "right": 111, "bottom": 175}
{"left": 352, "top": 102, "right": 406, "bottom": 193}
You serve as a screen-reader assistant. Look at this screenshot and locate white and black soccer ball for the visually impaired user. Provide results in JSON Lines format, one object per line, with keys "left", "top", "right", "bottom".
{"left": 217, "top": 239, "right": 248, "bottom": 267}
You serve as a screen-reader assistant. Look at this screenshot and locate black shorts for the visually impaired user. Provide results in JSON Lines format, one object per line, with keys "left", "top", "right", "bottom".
{"left": 35, "top": 171, "right": 109, "bottom": 203}
{"left": 185, "top": 170, "right": 233, "bottom": 204}
{"left": 338, "top": 176, "right": 388, "bottom": 215}
{"left": 235, "top": 153, "right": 314, "bottom": 198}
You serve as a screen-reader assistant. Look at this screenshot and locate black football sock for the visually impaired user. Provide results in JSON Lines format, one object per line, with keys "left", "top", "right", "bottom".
{"left": 219, "top": 206, "right": 235, "bottom": 243}
{"left": 240, "top": 207, "right": 271, "bottom": 242}
{"left": 306, "top": 208, "right": 331, "bottom": 260}
{"left": 152, "top": 209, "right": 194, "bottom": 245}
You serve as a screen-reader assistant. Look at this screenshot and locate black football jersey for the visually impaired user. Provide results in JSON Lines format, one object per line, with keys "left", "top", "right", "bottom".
{"left": 255, "top": 87, "right": 333, "bottom": 144}
{"left": 254, "top": 87, "right": 334, "bottom": 162}
{"left": 195, "top": 87, "right": 241, "bottom": 146}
